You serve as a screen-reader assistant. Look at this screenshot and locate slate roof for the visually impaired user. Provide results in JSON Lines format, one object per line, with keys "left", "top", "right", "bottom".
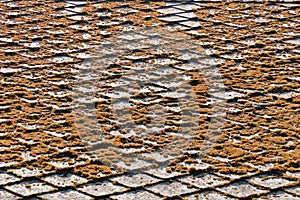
{"left": 0, "top": 0, "right": 299, "bottom": 199}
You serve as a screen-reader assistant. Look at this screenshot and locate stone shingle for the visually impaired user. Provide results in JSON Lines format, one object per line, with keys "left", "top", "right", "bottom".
{"left": 0, "top": 171, "right": 20, "bottom": 185}
{"left": 147, "top": 181, "right": 198, "bottom": 197}
{"left": 4, "top": 180, "right": 56, "bottom": 197}
{"left": 39, "top": 189, "right": 92, "bottom": 200}
{"left": 9, "top": 167, "right": 53, "bottom": 178}
{"left": 216, "top": 181, "right": 268, "bottom": 198}
{"left": 185, "top": 191, "right": 235, "bottom": 200}
{"left": 284, "top": 186, "right": 300, "bottom": 196}
{"left": 249, "top": 175, "right": 296, "bottom": 189}
{"left": 110, "top": 190, "right": 161, "bottom": 200}
{"left": 0, "top": 1, "right": 299, "bottom": 200}
{"left": 78, "top": 181, "right": 128, "bottom": 197}
{"left": 110, "top": 173, "right": 160, "bottom": 187}
{"left": 146, "top": 167, "right": 186, "bottom": 179}
{"left": 257, "top": 191, "right": 300, "bottom": 200}
{"left": 42, "top": 173, "right": 88, "bottom": 187}
{"left": 0, "top": 188, "right": 21, "bottom": 199}
{"left": 178, "top": 173, "right": 230, "bottom": 189}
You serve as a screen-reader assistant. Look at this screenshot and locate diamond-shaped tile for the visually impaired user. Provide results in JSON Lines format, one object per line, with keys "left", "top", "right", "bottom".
{"left": 147, "top": 181, "right": 198, "bottom": 197}
{"left": 158, "top": 15, "right": 187, "bottom": 22}
{"left": 110, "top": 190, "right": 161, "bottom": 200}
{"left": 0, "top": 171, "right": 20, "bottom": 185}
{"left": 78, "top": 181, "right": 128, "bottom": 197}
{"left": 174, "top": 4, "right": 200, "bottom": 11}
{"left": 178, "top": 173, "right": 230, "bottom": 189}
{"left": 9, "top": 167, "right": 53, "bottom": 178}
{"left": 214, "top": 171, "right": 258, "bottom": 180}
{"left": 0, "top": 145, "right": 21, "bottom": 152}
{"left": 157, "top": 7, "right": 183, "bottom": 15}
{"left": 284, "top": 186, "right": 300, "bottom": 196}
{"left": 110, "top": 173, "right": 160, "bottom": 187}
{"left": 0, "top": 188, "right": 21, "bottom": 199}
{"left": 286, "top": 171, "right": 300, "bottom": 179}
{"left": 146, "top": 167, "right": 186, "bottom": 179}
{"left": 4, "top": 180, "right": 56, "bottom": 196}
{"left": 249, "top": 175, "right": 296, "bottom": 189}
{"left": 244, "top": 162, "right": 274, "bottom": 172}
{"left": 257, "top": 191, "right": 300, "bottom": 200}
{"left": 177, "top": 12, "right": 198, "bottom": 19}
{"left": 48, "top": 159, "right": 85, "bottom": 168}
{"left": 179, "top": 21, "right": 200, "bottom": 28}
{"left": 42, "top": 173, "right": 88, "bottom": 187}
{"left": 39, "top": 189, "right": 92, "bottom": 200}
{"left": 178, "top": 160, "right": 211, "bottom": 171}
{"left": 0, "top": 161, "right": 19, "bottom": 168}
{"left": 217, "top": 181, "right": 268, "bottom": 198}
{"left": 165, "top": 2, "right": 181, "bottom": 6}
{"left": 112, "top": 158, "right": 153, "bottom": 171}
{"left": 185, "top": 191, "right": 235, "bottom": 200}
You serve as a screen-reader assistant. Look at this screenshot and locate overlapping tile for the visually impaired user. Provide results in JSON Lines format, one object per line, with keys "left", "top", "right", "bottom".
{"left": 78, "top": 180, "right": 128, "bottom": 197}
{"left": 249, "top": 174, "right": 297, "bottom": 189}
{"left": 0, "top": 188, "right": 21, "bottom": 200}
{"left": 0, "top": 0, "right": 299, "bottom": 199}
{"left": 110, "top": 173, "right": 160, "bottom": 188}
{"left": 185, "top": 191, "right": 235, "bottom": 200}
{"left": 147, "top": 180, "right": 198, "bottom": 197}
{"left": 8, "top": 167, "right": 54, "bottom": 178}
{"left": 146, "top": 167, "right": 186, "bottom": 179}
{"left": 178, "top": 173, "right": 230, "bottom": 189}
{"left": 257, "top": 191, "right": 300, "bottom": 200}
{"left": 284, "top": 186, "right": 300, "bottom": 197}
{"left": 39, "top": 189, "right": 92, "bottom": 200}
{"left": 110, "top": 190, "right": 161, "bottom": 200}
{"left": 4, "top": 180, "right": 56, "bottom": 197}
{"left": 42, "top": 173, "right": 88, "bottom": 187}
{"left": 0, "top": 171, "right": 20, "bottom": 185}
{"left": 216, "top": 181, "right": 268, "bottom": 198}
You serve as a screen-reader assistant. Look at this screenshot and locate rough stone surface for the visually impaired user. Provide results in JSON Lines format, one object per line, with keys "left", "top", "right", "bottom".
{"left": 0, "top": 1, "right": 299, "bottom": 199}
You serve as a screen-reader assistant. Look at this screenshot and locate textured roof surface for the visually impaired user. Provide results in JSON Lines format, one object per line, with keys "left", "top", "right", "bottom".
{"left": 0, "top": 0, "right": 299, "bottom": 199}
